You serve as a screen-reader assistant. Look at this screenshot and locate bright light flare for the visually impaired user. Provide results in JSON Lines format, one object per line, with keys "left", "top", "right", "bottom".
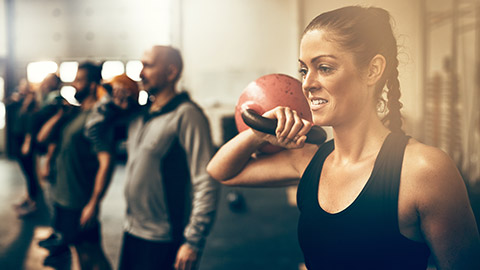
{"left": 60, "top": 86, "right": 80, "bottom": 106}
{"left": 27, "top": 61, "right": 58, "bottom": 83}
{"left": 126, "top": 61, "right": 143, "bottom": 82}
{"left": 102, "top": 61, "right": 125, "bottom": 80}
{"left": 59, "top": 62, "right": 79, "bottom": 82}
{"left": 138, "top": 90, "right": 148, "bottom": 105}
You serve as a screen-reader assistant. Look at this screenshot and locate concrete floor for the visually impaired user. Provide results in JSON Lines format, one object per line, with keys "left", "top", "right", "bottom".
{"left": 0, "top": 157, "right": 305, "bottom": 270}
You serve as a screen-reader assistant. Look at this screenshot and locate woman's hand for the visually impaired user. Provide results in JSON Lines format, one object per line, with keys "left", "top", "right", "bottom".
{"left": 253, "top": 106, "right": 313, "bottom": 149}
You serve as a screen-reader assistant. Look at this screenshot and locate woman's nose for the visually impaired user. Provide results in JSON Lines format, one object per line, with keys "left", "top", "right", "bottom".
{"left": 302, "top": 72, "right": 319, "bottom": 93}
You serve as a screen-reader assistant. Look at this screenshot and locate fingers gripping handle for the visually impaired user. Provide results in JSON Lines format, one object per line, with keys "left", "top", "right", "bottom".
{"left": 241, "top": 109, "right": 327, "bottom": 145}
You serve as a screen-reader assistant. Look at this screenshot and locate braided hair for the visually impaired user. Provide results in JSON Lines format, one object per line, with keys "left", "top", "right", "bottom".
{"left": 304, "top": 6, "right": 404, "bottom": 133}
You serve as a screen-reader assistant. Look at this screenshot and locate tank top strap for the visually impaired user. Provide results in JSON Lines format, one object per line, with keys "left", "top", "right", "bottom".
{"left": 367, "top": 132, "right": 410, "bottom": 230}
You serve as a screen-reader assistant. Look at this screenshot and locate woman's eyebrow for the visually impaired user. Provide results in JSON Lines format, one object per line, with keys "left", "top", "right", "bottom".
{"left": 299, "top": 54, "right": 337, "bottom": 65}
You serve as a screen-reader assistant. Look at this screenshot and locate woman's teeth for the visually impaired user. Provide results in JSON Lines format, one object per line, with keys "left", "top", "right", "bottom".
{"left": 311, "top": 99, "right": 327, "bottom": 105}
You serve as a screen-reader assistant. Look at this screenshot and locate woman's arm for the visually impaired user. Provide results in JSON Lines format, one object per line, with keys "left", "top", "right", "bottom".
{"left": 207, "top": 106, "right": 317, "bottom": 187}
{"left": 407, "top": 144, "right": 480, "bottom": 269}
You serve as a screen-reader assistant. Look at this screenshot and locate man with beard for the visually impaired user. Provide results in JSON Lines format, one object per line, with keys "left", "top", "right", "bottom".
{"left": 86, "top": 46, "right": 220, "bottom": 270}
{"left": 37, "top": 62, "right": 113, "bottom": 269}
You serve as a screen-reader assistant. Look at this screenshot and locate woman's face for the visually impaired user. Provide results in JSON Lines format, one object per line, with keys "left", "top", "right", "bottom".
{"left": 112, "top": 82, "right": 136, "bottom": 110}
{"left": 299, "top": 29, "right": 374, "bottom": 128}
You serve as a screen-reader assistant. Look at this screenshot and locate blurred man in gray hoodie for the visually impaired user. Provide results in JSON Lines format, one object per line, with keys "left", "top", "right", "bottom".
{"left": 87, "top": 45, "right": 220, "bottom": 270}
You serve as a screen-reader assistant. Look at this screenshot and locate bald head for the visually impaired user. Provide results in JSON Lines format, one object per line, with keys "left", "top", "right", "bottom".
{"left": 140, "top": 45, "right": 184, "bottom": 95}
{"left": 150, "top": 45, "right": 183, "bottom": 83}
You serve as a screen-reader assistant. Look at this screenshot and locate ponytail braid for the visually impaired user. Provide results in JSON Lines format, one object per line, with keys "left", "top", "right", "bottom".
{"left": 383, "top": 64, "right": 404, "bottom": 134}
{"left": 381, "top": 28, "right": 404, "bottom": 134}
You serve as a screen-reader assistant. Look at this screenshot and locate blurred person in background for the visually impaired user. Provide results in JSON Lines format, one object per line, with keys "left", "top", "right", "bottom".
{"left": 39, "top": 73, "right": 62, "bottom": 105}
{"left": 5, "top": 78, "right": 41, "bottom": 217}
{"left": 21, "top": 73, "right": 64, "bottom": 184}
{"left": 36, "top": 62, "right": 113, "bottom": 269}
{"left": 86, "top": 45, "right": 220, "bottom": 270}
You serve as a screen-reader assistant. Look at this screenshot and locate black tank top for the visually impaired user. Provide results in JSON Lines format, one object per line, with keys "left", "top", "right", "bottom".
{"left": 297, "top": 132, "right": 430, "bottom": 269}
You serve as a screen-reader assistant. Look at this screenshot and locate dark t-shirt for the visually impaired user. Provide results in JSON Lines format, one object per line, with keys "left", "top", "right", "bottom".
{"left": 297, "top": 132, "right": 430, "bottom": 269}
{"left": 54, "top": 109, "right": 113, "bottom": 209}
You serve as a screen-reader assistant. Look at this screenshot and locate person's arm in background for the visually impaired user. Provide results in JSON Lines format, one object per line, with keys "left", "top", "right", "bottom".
{"left": 36, "top": 107, "right": 67, "bottom": 145}
{"left": 40, "top": 143, "right": 57, "bottom": 180}
{"left": 36, "top": 102, "right": 75, "bottom": 182}
{"left": 79, "top": 150, "right": 115, "bottom": 228}
{"left": 26, "top": 96, "right": 65, "bottom": 152}
{"left": 21, "top": 134, "right": 33, "bottom": 156}
{"left": 175, "top": 105, "right": 220, "bottom": 270}
{"left": 81, "top": 95, "right": 122, "bottom": 227}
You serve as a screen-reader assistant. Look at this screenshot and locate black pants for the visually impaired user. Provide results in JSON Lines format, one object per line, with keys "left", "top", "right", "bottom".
{"left": 15, "top": 135, "right": 40, "bottom": 200}
{"left": 118, "top": 232, "right": 181, "bottom": 270}
{"left": 53, "top": 204, "right": 101, "bottom": 245}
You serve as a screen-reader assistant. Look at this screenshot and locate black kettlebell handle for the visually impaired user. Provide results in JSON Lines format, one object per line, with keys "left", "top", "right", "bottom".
{"left": 241, "top": 108, "right": 327, "bottom": 145}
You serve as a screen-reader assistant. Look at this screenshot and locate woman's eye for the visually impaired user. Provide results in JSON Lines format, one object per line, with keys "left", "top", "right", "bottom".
{"left": 319, "top": 65, "right": 334, "bottom": 74}
{"left": 298, "top": 68, "right": 307, "bottom": 77}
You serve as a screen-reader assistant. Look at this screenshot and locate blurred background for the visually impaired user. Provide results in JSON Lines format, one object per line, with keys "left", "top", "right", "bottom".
{"left": 0, "top": 0, "right": 479, "bottom": 269}
{"left": 0, "top": 0, "right": 479, "bottom": 184}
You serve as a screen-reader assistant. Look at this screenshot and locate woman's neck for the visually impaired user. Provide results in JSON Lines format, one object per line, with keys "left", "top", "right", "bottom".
{"left": 330, "top": 114, "right": 390, "bottom": 164}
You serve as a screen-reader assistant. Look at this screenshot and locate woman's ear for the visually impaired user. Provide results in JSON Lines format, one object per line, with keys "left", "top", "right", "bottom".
{"left": 367, "top": 54, "right": 386, "bottom": 86}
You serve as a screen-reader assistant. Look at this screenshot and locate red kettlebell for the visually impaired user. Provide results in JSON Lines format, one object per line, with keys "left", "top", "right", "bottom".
{"left": 235, "top": 73, "right": 312, "bottom": 153}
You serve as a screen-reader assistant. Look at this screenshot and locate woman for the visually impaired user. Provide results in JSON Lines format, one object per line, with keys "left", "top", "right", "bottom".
{"left": 207, "top": 6, "right": 480, "bottom": 269}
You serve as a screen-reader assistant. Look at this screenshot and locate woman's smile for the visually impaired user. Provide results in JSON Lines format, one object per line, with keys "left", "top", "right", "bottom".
{"left": 309, "top": 96, "right": 329, "bottom": 111}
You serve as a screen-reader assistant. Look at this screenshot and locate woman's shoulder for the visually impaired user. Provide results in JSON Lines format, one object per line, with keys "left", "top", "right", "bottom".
{"left": 402, "top": 137, "right": 462, "bottom": 190}
{"left": 404, "top": 138, "right": 455, "bottom": 171}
